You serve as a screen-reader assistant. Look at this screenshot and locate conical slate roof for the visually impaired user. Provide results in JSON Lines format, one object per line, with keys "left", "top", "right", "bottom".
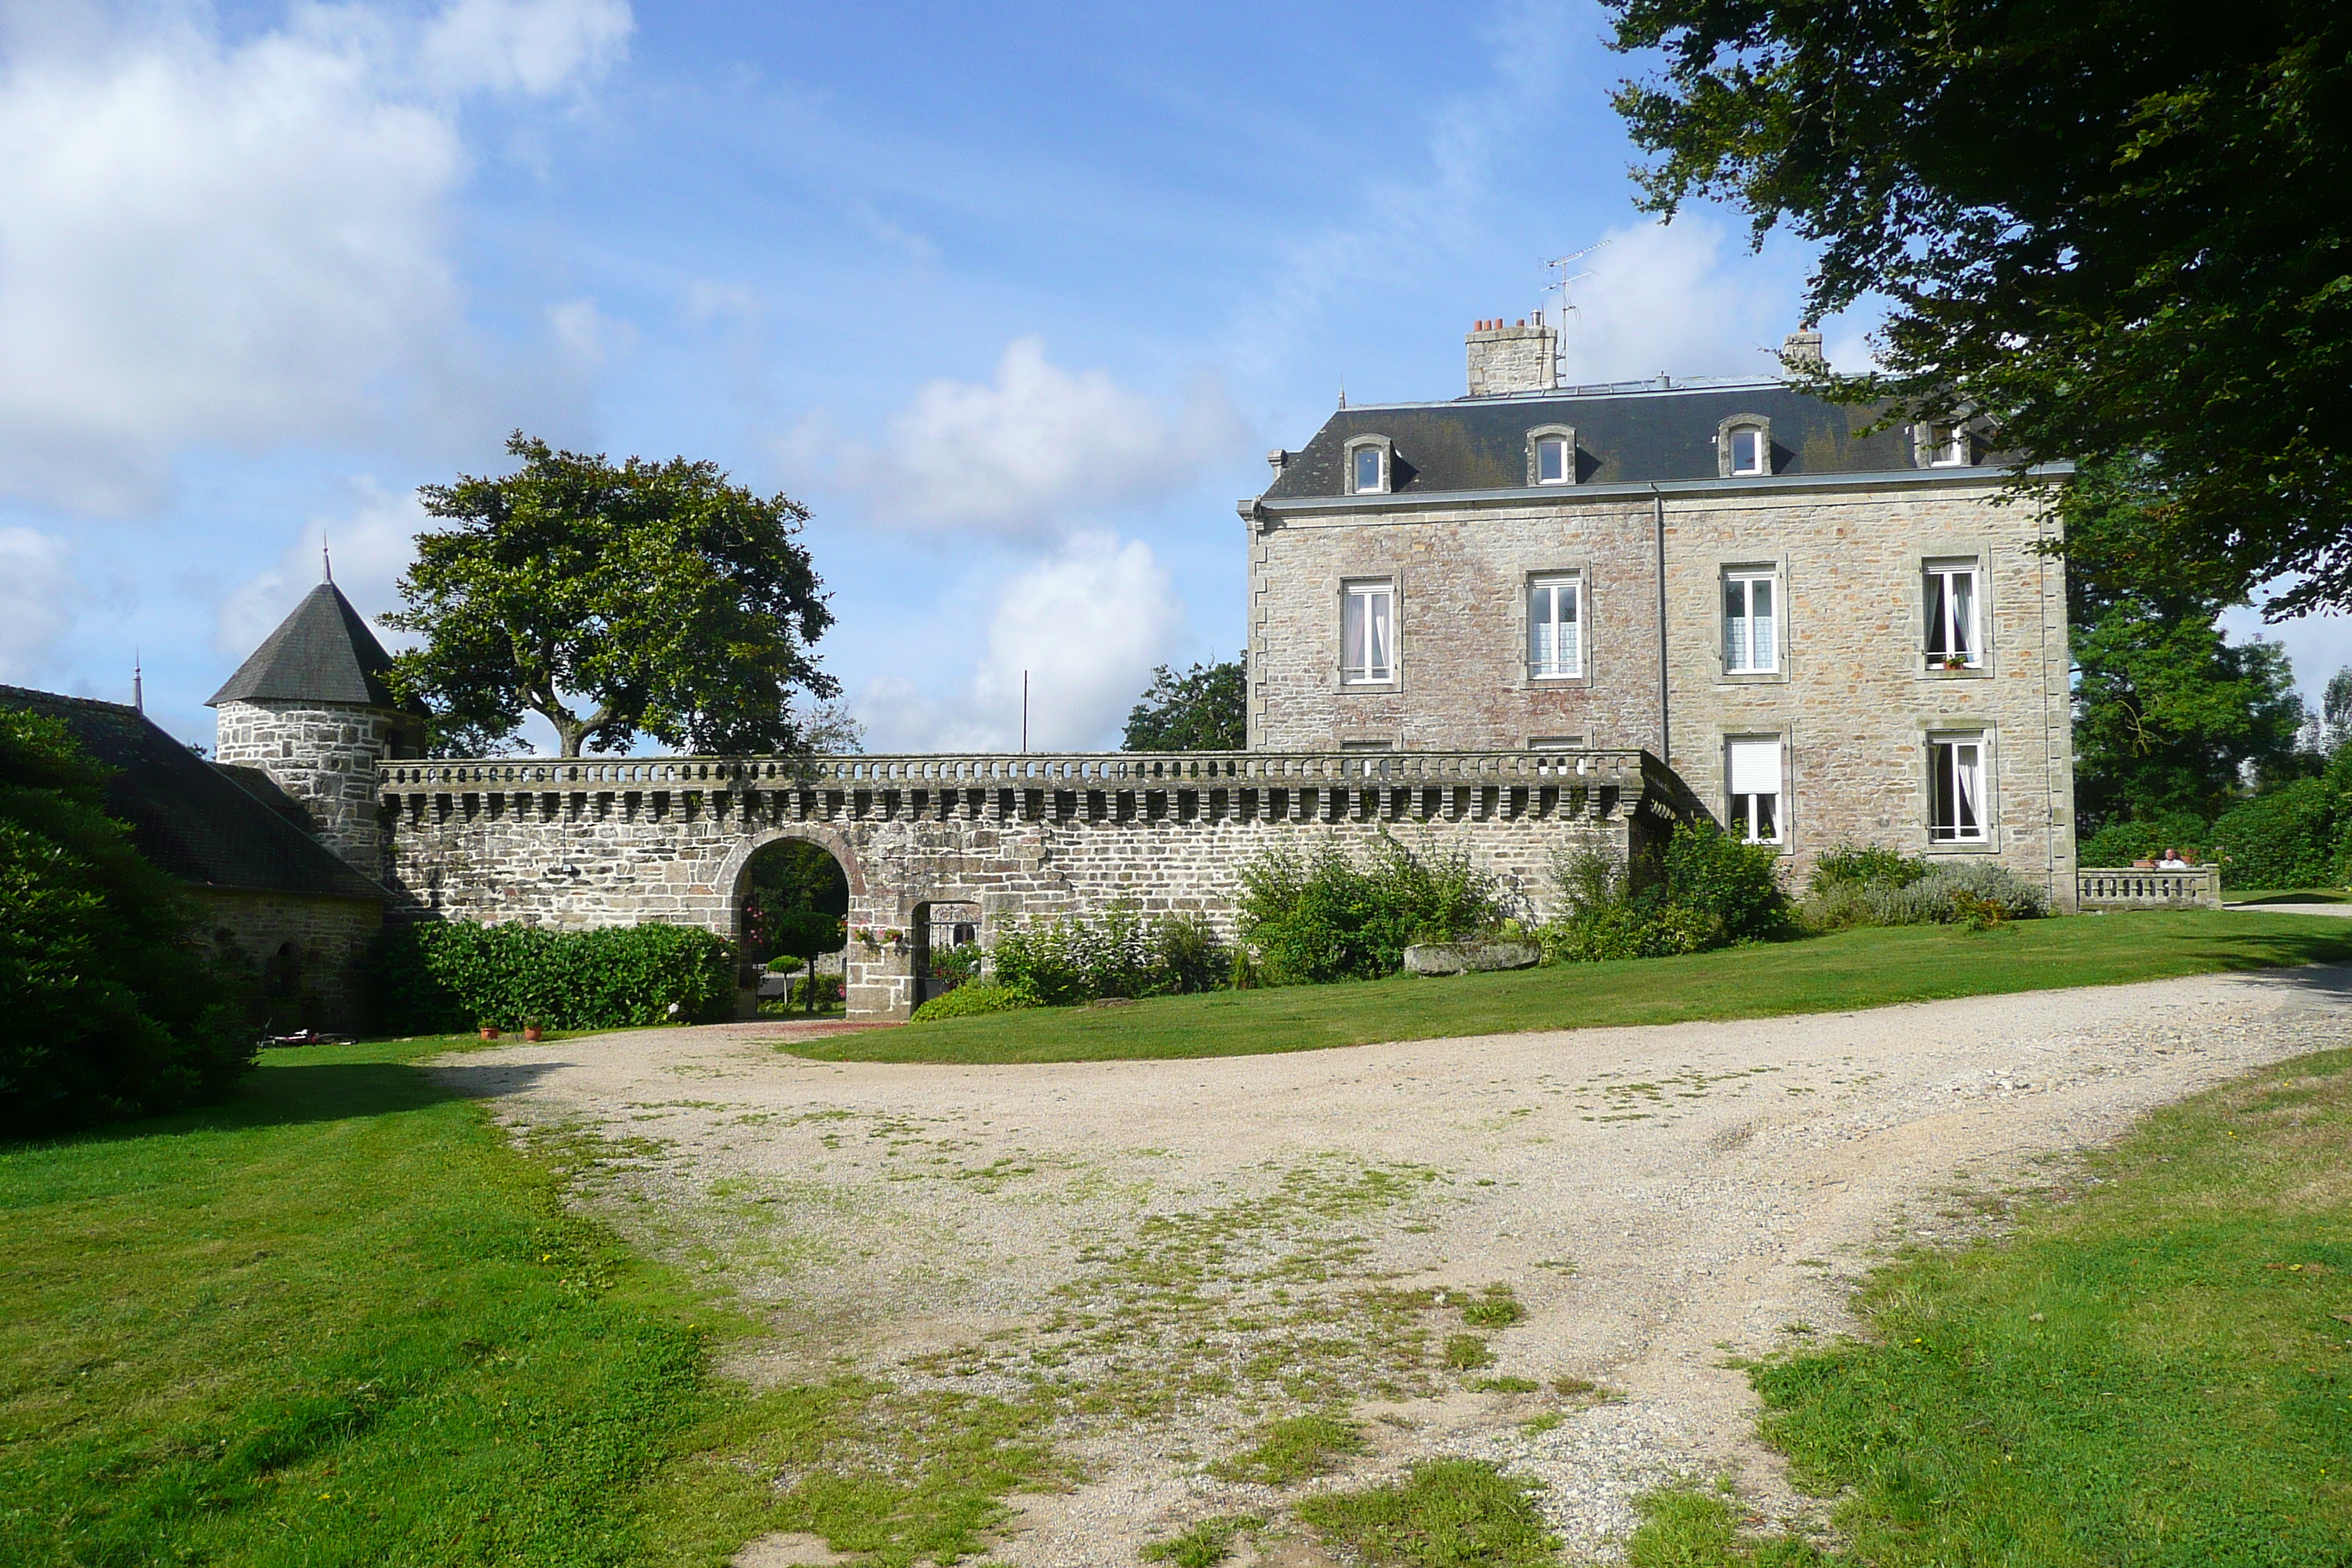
{"left": 207, "top": 582, "right": 404, "bottom": 709}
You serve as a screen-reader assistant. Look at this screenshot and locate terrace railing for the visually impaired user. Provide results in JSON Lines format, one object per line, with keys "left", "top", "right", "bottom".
{"left": 2076, "top": 866, "right": 2220, "bottom": 910}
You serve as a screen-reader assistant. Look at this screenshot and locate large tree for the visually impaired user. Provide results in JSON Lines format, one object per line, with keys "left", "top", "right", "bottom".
{"left": 1122, "top": 655, "right": 1245, "bottom": 752}
{"left": 2065, "top": 466, "right": 2307, "bottom": 835}
{"left": 387, "top": 434, "right": 837, "bottom": 757}
{"left": 1606, "top": 1, "right": 2352, "bottom": 614}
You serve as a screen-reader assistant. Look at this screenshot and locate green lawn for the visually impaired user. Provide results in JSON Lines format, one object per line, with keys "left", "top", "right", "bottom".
{"left": 2231, "top": 887, "right": 2352, "bottom": 905}
{"left": 0, "top": 1036, "right": 1060, "bottom": 1567}
{"left": 785, "top": 910, "right": 2352, "bottom": 1067}
{"left": 1629, "top": 1044, "right": 2352, "bottom": 1566}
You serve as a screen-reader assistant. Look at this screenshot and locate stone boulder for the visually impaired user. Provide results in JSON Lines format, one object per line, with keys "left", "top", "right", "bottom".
{"left": 1403, "top": 939, "right": 1542, "bottom": 976}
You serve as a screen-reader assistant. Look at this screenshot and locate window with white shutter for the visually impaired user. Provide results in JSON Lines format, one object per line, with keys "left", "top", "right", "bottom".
{"left": 1727, "top": 736, "right": 1782, "bottom": 845}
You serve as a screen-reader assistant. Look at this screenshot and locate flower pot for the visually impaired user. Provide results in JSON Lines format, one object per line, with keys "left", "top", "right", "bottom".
{"left": 523, "top": 1026, "right": 544, "bottom": 1042}
{"left": 479, "top": 1027, "right": 500, "bottom": 1041}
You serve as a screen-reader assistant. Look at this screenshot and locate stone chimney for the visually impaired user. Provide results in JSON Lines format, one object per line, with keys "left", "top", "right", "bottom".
{"left": 1466, "top": 317, "right": 1556, "bottom": 397}
{"left": 1781, "top": 328, "right": 1826, "bottom": 371}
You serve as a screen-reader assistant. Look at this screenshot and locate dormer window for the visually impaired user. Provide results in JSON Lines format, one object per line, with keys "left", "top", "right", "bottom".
{"left": 1929, "top": 425, "right": 1969, "bottom": 467}
{"left": 1343, "top": 435, "right": 1392, "bottom": 496}
{"left": 1716, "top": 415, "right": 1773, "bottom": 478}
{"left": 1526, "top": 423, "right": 1578, "bottom": 486}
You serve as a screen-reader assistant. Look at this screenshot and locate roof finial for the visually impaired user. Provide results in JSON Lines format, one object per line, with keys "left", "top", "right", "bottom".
{"left": 1337, "top": 382, "right": 1347, "bottom": 410}
{"left": 133, "top": 649, "right": 143, "bottom": 715}
{"left": 323, "top": 530, "right": 333, "bottom": 584}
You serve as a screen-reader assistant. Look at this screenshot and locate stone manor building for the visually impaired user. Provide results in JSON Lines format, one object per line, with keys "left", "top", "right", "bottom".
{"left": 145, "top": 314, "right": 2080, "bottom": 1023}
{"left": 1243, "top": 320, "right": 2076, "bottom": 897}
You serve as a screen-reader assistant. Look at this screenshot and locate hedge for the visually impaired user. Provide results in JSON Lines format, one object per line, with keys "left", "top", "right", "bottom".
{"left": 368, "top": 921, "right": 736, "bottom": 1036}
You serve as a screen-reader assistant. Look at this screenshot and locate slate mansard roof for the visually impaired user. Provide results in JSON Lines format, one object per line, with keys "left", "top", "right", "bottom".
{"left": 0, "top": 685, "right": 385, "bottom": 902}
{"left": 207, "top": 581, "right": 406, "bottom": 709}
{"left": 1261, "top": 380, "right": 1948, "bottom": 504}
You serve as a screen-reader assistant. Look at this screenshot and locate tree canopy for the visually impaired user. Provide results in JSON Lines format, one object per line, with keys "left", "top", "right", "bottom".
{"left": 1122, "top": 655, "right": 1245, "bottom": 752}
{"left": 2065, "top": 466, "right": 2307, "bottom": 837}
{"left": 386, "top": 434, "right": 837, "bottom": 758}
{"left": 1606, "top": 0, "right": 2352, "bottom": 613}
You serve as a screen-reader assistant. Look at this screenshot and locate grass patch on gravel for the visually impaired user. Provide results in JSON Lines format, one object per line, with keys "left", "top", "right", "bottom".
{"left": 1629, "top": 1044, "right": 2352, "bottom": 1565}
{"left": 1297, "top": 1458, "right": 1562, "bottom": 1566}
{"left": 1211, "top": 1411, "right": 1367, "bottom": 1485}
{"left": 782, "top": 911, "right": 2352, "bottom": 1064}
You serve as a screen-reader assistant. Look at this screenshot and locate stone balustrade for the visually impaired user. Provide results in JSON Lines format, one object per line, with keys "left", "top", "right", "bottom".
{"left": 2076, "top": 867, "right": 2220, "bottom": 910}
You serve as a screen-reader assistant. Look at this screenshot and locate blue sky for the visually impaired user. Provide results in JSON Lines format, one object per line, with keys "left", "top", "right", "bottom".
{"left": 3, "top": 0, "right": 2339, "bottom": 753}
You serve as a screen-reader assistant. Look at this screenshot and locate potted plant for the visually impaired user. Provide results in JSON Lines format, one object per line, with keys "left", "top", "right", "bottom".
{"left": 477, "top": 1019, "right": 500, "bottom": 1041}
{"left": 521, "top": 1015, "right": 545, "bottom": 1043}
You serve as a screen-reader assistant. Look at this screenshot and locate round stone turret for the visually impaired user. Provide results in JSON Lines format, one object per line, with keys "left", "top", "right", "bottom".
{"left": 207, "top": 582, "right": 421, "bottom": 885}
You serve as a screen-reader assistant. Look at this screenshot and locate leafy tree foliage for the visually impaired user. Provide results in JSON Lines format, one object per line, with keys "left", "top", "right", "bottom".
{"left": 1123, "top": 654, "right": 1245, "bottom": 752}
{"left": 2065, "top": 470, "right": 2307, "bottom": 837}
{"left": 740, "top": 839, "right": 848, "bottom": 965}
{"left": 386, "top": 434, "right": 837, "bottom": 758}
{"left": 1606, "top": 1, "right": 2352, "bottom": 613}
{"left": 0, "top": 706, "right": 249, "bottom": 1132}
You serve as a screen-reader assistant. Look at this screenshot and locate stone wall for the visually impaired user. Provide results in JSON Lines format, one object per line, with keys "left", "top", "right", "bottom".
{"left": 1659, "top": 479, "right": 2075, "bottom": 903}
{"left": 1247, "top": 475, "right": 2074, "bottom": 908}
{"left": 190, "top": 887, "right": 382, "bottom": 1033}
{"left": 377, "top": 753, "right": 1654, "bottom": 1019}
{"left": 215, "top": 700, "right": 400, "bottom": 883}
{"left": 1249, "top": 499, "right": 1665, "bottom": 754}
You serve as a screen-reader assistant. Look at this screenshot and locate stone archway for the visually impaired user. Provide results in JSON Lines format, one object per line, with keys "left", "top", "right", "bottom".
{"left": 717, "top": 825, "right": 863, "bottom": 1017}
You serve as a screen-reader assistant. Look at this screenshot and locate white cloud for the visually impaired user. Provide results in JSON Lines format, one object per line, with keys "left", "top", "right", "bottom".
{"left": 216, "top": 481, "right": 424, "bottom": 659}
{"left": 0, "top": 525, "right": 76, "bottom": 682}
{"left": 0, "top": 1, "right": 631, "bottom": 513}
{"left": 823, "top": 337, "right": 1247, "bottom": 538}
{"left": 1555, "top": 217, "right": 1812, "bottom": 385}
{"left": 420, "top": 0, "right": 632, "bottom": 96}
{"left": 856, "top": 533, "right": 1181, "bottom": 751}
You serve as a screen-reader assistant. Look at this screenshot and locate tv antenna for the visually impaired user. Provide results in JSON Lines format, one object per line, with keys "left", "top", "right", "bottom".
{"left": 1544, "top": 241, "right": 1608, "bottom": 382}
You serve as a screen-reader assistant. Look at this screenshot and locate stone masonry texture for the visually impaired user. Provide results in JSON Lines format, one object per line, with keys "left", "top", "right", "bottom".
{"left": 1248, "top": 475, "right": 2075, "bottom": 908}
{"left": 215, "top": 699, "right": 401, "bottom": 883}
{"left": 374, "top": 765, "right": 1640, "bottom": 1020}
{"left": 189, "top": 886, "right": 382, "bottom": 1033}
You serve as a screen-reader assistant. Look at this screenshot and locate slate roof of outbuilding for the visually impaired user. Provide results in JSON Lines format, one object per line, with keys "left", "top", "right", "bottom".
{"left": 1262, "top": 381, "right": 1921, "bottom": 501}
{"left": 0, "top": 685, "right": 385, "bottom": 902}
{"left": 206, "top": 581, "right": 407, "bottom": 709}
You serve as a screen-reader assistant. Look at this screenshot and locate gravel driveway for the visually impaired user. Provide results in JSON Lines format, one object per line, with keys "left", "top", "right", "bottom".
{"left": 436, "top": 963, "right": 2352, "bottom": 1564}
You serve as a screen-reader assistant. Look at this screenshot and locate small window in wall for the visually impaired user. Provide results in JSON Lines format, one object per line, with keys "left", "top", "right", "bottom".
{"left": 1723, "top": 569, "right": 1778, "bottom": 673}
{"left": 1526, "top": 575, "right": 1583, "bottom": 679}
{"left": 1926, "top": 424, "right": 1970, "bottom": 467}
{"left": 1535, "top": 434, "right": 1571, "bottom": 484}
{"left": 1727, "top": 736, "right": 1782, "bottom": 845}
{"left": 1929, "top": 734, "right": 1987, "bottom": 842}
{"left": 1339, "top": 739, "right": 1395, "bottom": 752}
{"left": 1729, "top": 426, "right": 1767, "bottom": 475}
{"left": 1341, "top": 581, "right": 1395, "bottom": 683}
{"left": 1923, "top": 559, "right": 1981, "bottom": 668}
{"left": 1529, "top": 735, "right": 1585, "bottom": 750}
{"left": 1346, "top": 437, "right": 1392, "bottom": 495}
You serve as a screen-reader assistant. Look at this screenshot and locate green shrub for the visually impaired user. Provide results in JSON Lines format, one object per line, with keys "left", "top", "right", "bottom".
{"left": 1537, "top": 824, "right": 1784, "bottom": 965}
{"left": 1808, "top": 844, "right": 1929, "bottom": 895}
{"left": 764, "top": 910, "right": 844, "bottom": 962}
{"left": 2078, "top": 810, "right": 2212, "bottom": 869}
{"left": 0, "top": 706, "right": 252, "bottom": 1133}
{"left": 908, "top": 982, "right": 1040, "bottom": 1022}
{"left": 1806, "top": 862, "right": 2048, "bottom": 930}
{"left": 990, "top": 905, "right": 1230, "bottom": 1004}
{"left": 367, "top": 921, "right": 735, "bottom": 1035}
{"left": 1237, "top": 835, "right": 1507, "bottom": 984}
{"left": 2212, "top": 778, "right": 2338, "bottom": 889}
{"left": 1659, "top": 821, "right": 1791, "bottom": 942}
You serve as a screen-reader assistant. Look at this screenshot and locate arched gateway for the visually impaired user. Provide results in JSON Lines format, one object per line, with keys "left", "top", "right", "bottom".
{"left": 374, "top": 750, "right": 1677, "bottom": 1020}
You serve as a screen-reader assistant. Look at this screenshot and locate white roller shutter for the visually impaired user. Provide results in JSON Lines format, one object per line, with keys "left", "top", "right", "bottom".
{"left": 1727, "top": 737, "right": 1781, "bottom": 796}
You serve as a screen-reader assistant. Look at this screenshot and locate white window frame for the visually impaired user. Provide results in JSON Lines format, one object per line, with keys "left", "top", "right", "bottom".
{"left": 1928, "top": 732, "right": 1989, "bottom": 843}
{"left": 1526, "top": 573, "right": 1583, "bottom": 680}
{"left": 1726, "top": 735, "right": 1783, "bottom": 846}
{"left": 1730, "top": 427, "right": 1766, "bottom": 475}
{"left": 1923, "top": 558, "right": 1983, "bottom": 670}
{"left": 1526, "top": 424, "right": 1578, "bottom": 486}
{"left": 1341, "top": 580, "right": 1396, "bottom": 685}
{"left": 1343, "top": 436, "right": 1392, "bottom": 496}
{"left": 1722, "top": 568, "right": 1780, "bottom": 674}
{"left": 1925, "top": 423, "right": 1970, "bottom": 467}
